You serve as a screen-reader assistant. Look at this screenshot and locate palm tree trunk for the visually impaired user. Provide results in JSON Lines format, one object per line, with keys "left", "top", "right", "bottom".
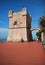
{"left": 41, "top": 32, "right": 44, "bottom": 42}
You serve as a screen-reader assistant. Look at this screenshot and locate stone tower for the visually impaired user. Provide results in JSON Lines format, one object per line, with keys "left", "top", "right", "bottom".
{"left": 7, "top": 8, "right": 32, "bottom": 42}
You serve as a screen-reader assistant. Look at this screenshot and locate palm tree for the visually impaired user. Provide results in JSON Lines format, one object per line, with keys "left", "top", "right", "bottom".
{"left": 39, "top": 16, "right": 45, "bottom": 32}
{"left": 36, "top": 15, "right": 45, "bottom": 41}
{"left": 39, "top": 16, "right": 45, "bottom": 41}
{"left": 36, "top": 31, "right": 41, "bottom": 41}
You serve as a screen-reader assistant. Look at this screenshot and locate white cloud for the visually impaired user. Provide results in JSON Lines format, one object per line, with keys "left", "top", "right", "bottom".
{"left": 0, "top": 28, "right": 8, "bottom": 31}
{"left": 0, "top": 28, "right": 8, "bottom": 40}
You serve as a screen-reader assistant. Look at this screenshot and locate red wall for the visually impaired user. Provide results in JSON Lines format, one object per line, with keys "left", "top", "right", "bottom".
{"left": 0, "top": 41, "right": 45, "bottom": 65}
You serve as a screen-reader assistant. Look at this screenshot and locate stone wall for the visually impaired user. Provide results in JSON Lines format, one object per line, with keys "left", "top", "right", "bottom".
{"left": 7, "top": 8, "right": 32, "bottom": 42}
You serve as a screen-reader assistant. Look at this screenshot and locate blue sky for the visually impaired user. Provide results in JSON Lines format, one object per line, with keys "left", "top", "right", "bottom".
{"left": 0, "top": 0, "right": 45, "bottom": 40}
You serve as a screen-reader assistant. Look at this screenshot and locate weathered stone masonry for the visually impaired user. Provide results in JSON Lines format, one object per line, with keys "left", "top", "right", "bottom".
{"left": 7, "top": 8, "right": 32, "bottom": 42}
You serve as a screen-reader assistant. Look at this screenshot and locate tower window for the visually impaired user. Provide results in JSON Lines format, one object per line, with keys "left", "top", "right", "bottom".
{"left": 13, "top": 21, "right": 17, "bottom": 25}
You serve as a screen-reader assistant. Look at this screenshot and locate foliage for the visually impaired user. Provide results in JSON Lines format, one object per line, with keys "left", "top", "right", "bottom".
{"left": 36, "top": 15, "right": 45, "bottom": 41}
{"left": 36, "top": 31, "right": 41, "bottom": 41}
{"left": 39, "top": 16, "right": 45, "bottom": 32}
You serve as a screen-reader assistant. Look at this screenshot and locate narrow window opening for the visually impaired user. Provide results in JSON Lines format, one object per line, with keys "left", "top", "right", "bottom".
{"left": 13, "top": 21, "right": 17, "bottom": 25}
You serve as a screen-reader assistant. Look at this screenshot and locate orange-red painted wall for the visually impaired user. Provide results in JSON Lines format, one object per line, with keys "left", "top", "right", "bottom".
{"left": 0, "top": 41, "right": 45, "bottom": 65}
